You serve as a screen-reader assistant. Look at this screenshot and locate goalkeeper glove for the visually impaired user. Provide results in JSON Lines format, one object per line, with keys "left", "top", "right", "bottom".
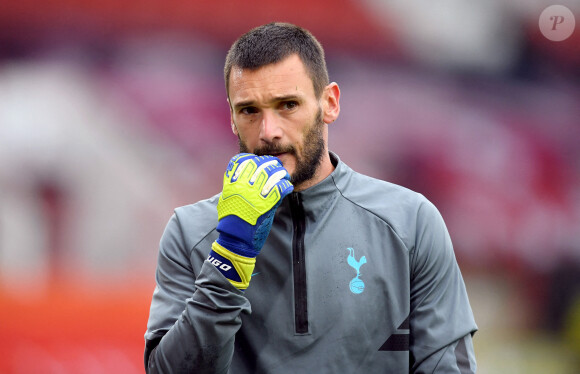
{"left": 208, "top": 153, "right": 294, "bottom": 290}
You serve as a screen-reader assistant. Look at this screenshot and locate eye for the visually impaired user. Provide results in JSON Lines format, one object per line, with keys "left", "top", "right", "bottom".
{"left": 281, "top": 101, "right": 298, "bottom": 110}
{"left": 240, "top": 106, "right": 259, "bottom": 115}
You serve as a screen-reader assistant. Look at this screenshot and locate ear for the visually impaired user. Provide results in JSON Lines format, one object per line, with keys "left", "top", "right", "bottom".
{"left": 322, "top": 82, "right": 340, "bottom": 124}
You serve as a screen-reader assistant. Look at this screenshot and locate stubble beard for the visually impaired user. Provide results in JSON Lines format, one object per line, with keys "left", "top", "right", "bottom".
{"left": 237, "top": 108, "right": 326, "bottom": 188}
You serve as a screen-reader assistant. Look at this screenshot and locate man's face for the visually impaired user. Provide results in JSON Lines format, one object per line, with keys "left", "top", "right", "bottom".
{"left": 228, "top": 54, "right": 328, "bottom": 188}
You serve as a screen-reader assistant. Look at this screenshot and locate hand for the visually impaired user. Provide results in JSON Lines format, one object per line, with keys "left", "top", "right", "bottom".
{"left": 208, "top": 153, "right": 294, "bottom": 289}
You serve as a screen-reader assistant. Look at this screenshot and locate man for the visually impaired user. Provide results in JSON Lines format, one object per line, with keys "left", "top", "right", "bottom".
{"left": 144, "top": 22, "right": 477, "bottom": 373}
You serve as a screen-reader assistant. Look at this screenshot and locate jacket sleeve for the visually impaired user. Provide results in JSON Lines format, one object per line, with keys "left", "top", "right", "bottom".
{"left": 144, "top": 213, "right": 252, "bottom": 374}
{"left": 409, "top": 199, "right": 477, "bottom": 373}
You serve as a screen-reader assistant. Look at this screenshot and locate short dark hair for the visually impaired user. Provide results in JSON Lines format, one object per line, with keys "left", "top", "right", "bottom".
{"left": 224, "top": 22, "right": 329, "bottom": 99}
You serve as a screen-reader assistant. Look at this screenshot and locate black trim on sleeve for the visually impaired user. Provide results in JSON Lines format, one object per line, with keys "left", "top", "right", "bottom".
{"left": 379, "top": 334, "right": 409, "bottom": 352}
{"left": 379, "top": 315, "right": 410, "bottom": 352}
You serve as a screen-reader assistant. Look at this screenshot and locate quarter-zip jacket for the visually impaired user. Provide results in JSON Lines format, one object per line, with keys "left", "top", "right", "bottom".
{"left": 145, "top": 152, "right": 477, "bottom": 373}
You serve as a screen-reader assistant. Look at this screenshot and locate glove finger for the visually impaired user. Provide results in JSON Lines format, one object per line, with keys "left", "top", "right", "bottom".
{"left": 232, "top": 159, "right": 255, "bottom": 182}
{"left": 250, "top": 159, "right": 280, "bottom": 185}
{"left": 252, "top": 155, "right": 279, "bottom": 167}
{"left": 261, "top": 169, "right": 291, "bottom": 196}
{"left": 226, "top": 153, "right": 255, "bottom": 180}
{"left": 277, "top": 179, "right": 294, "bottom": 198}
{"left": 230, "top": 153, "right": 254, "bottom": 163}
{"left": 260, "top": 158, "right": 289, "bottom": 179}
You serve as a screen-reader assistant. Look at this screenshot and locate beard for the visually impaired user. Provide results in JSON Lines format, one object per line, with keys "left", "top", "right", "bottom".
{"left": 237, "top": 108, "right": 326, "bottom": 188}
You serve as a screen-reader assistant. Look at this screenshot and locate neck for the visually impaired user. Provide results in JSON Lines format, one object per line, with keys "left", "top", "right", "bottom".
{"left": 293, "top": 151, "right": 334, "bottom": 192}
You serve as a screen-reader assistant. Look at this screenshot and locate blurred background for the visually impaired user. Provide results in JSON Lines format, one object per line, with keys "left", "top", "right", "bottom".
{"left": 1, "top": 0, "right": 579, "bottom": 372}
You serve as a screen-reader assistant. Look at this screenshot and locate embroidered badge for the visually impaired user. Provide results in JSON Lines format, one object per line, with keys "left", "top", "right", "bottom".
{"left": 347, "top": 247, "right": 367, "bottom": 294}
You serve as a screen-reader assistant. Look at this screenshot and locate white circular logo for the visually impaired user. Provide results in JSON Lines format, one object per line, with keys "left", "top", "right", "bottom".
{"left": 539, "top": 5, "right": 576, "bottom": 42}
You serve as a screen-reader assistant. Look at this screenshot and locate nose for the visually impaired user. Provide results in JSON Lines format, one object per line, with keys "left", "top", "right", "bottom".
{"left": 259, "top": 110, "right": 283, "bottom": 144}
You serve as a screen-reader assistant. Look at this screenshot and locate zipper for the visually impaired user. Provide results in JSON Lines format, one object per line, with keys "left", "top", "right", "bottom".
{"left": 289, "top": 193, "right": 309, "bottom": 334}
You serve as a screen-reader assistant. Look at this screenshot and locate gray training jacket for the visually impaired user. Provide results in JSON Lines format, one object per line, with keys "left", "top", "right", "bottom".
{"left": 145, "top": 152, "right": 478, "bottom": 373}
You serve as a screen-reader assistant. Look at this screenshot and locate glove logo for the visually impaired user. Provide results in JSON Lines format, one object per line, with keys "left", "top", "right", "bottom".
{"left": 347, "top": 247, "right": 367, "bottom": 294}
{"left": 207, "top": 254, "right": 233, "bottom": 272}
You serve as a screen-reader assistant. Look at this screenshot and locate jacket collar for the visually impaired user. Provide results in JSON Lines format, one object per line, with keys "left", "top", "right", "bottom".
{"left": 292, "top": 151, "right": 350, "bottom": 211}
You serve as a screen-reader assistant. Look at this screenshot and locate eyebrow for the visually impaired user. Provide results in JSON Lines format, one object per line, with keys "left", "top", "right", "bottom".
{"left": 232, "top": 94, "right": 303, "bottom": 110}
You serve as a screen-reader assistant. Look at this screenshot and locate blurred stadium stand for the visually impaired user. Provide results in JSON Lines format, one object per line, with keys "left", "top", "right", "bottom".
{"left": 1, "top": 1, "right": 579, "bottom": 372}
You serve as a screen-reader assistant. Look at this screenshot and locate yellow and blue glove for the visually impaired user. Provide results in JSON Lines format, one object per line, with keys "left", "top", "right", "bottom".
{"left": 208, "top": 153, "right": 294, "bottom": 290}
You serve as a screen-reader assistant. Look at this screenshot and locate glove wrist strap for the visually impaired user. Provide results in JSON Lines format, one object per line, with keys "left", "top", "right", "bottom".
{"left": 209, "top": 241, "right": 255, "bottom": 290}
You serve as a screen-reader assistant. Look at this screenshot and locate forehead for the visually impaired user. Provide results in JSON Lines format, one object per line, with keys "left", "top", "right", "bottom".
{"left": 228, "top": 54, "right": 315, "bottom": 104}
